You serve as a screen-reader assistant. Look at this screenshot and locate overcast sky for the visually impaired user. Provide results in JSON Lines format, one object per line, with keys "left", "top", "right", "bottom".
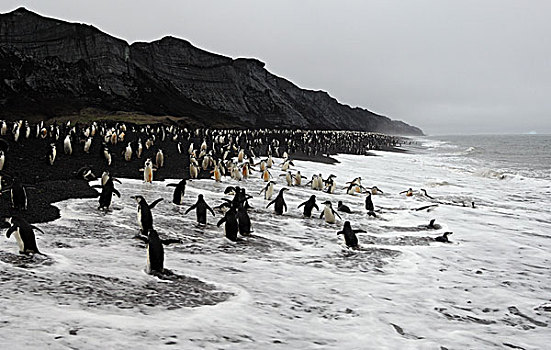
{"left": 2, "top": 1, "right": 550, "bottom": 135}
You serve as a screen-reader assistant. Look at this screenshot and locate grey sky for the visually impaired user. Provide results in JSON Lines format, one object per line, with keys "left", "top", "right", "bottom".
{"left": 2, "top": 0, "right": 550, "bottom": 135}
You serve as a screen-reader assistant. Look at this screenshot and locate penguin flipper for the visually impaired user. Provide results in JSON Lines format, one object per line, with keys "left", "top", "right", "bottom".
{"left": 149, "top": 198, "right": 164, "bottom": 209}
{"left": 216, "top": 217, "right": 226, "bottom": 227}
{"left": 113, "top": 189, "right": 121, "bottom": 198}
{"left": 6, "top": 226, "right": 16, "bottom": 238}
{"left": 334, "top": 210, "right": 342, "bottom": 220}
{"left": 30, "top": 225, "right": 45, "bottom": 234}
{"left": 166, "top": 183, "right": 178, "bottom": 187}
{"left": 266, "top": 200, "right": 275, "bottom": 208}
{"left": 353, "top": 229, "right": 367, "bottom": 234}
{"left": 91, "top": 185, "right": 102, "bottom": 189}
{"left": 113, "top": 178, "right": 122, "bottom": 184}
{"left": 161, "top": 239, "right": 182, "bottom": 245}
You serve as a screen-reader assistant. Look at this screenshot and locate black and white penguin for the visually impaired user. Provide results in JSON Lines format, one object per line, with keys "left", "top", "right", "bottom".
{"left": 217, "top": 206, "right": 239, "bottom": 242}
{"left": 8, "top": 178, "right": 28, "bottom": 211}
{"left": 75, "top": 166, "right": 96, "bottom": 181}
{"left": 337, "top": 201, "right": 352, "bottom": 214}
{"left": 400, "top": 188, "right": 415, "bottom": 197}
{"left": 337, "top": 221, "right": 366, "bottom": 249}
{"left": 130, "top": 196, "right": 164, "bottom": 234}
{"left": 185, "top": 194, "right": 215, "bottom": 225}
{"left": 320, "top": 201, "right": 341, "bottom": 224}
{"left": 297, "top": 195, "right": 319, "bottom": 218}
{"left": 365, "top": 192, "right": 375, "bottom": 214}
{"left": 427, "top": 219, "right": 442, "bottom": 230}
{"left": 47, "top": 143, "right": 56, "bottom": 166}
{"left": 91, "top": 175, "right": 121, "bottom": 210}
{"left": 136, "top": 229, "right": 181, "bottom": 275}
{"left": 266, "top": 188, "right": 289, "bottom": 215}
{"left": 166, "top": 179, "right": 187, "bottom": 205}
{"left": 4, "top": 216, "right": 44, "bottom": 255}
{"left": 259, "top": 181, "right": 276, "bottom": 200}
{"left": 434, "top": 231, "right": 453, "bottom": 243}
{"left": 236, "top": 203, "right": 252, "bottom": 236}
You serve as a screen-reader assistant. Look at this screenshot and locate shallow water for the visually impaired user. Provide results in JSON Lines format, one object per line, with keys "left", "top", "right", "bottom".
{"left": 1, "top": 137, "right": 550, "bottom": 349}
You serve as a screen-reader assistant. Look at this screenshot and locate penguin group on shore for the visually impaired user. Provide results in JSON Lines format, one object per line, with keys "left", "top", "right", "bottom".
{"left": 0, "top": 119, "right": 454, "bottom": 276}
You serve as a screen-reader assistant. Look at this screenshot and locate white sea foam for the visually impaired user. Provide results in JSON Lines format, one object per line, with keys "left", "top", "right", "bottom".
{"left": 1, "top": 141, "right": 550, "bottom": 349}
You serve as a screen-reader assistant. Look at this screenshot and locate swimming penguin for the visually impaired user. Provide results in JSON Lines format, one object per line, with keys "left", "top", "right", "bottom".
{"left": 4, "top": 216, "right": 45, "bottom": 255}
{"left": 337, "top": 221, "right": 366, "bottom": 249}
{"left": 400, "top": 188, "right": 415, "bottom": 197}
{"left": 434, "top": 231, "right": 453, "bottom": 243}
{"left": 136, "top": 229, "right": 181, "bottom": 275}
{"left": 337, "top": 201, "right": 352, "bottom": 213}
{"left": 131, "top": 195, "right": 164, "bottom": 234}
{"left": 426, "top": 219, "right": 442, "bottom": 230}
{"left": 141, "top": 159, "right": 156, "bottom": 183}
{"left": 166, "top": 179, "right": 187, "bottom": 205}
{"left": 185, "top": 194, "right": 215, "bottom": 225}
{"left": 266, "top": 188, "right": 289, "bottom": 215}
{"left": 370, "top": 186, "right": 384, "bottom": 195}
{"left": 217, "top": 206, "right": 239, "bottom": 242}
{"left": 297, "top": 195, "right": 319, "bottom": 218}
{"left": 91, "top": 175, "right": 121, "bottom": 210}
{"left": 320, "top": 201, "right": 341, "bottom": 224}
{"left": 259, "top": 181, "right": 276, "bottom": 200}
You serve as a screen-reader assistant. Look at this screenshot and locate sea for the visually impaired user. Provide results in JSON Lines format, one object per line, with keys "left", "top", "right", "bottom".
{"left": 1, "top": 134, "right": 550, "bottom": 349}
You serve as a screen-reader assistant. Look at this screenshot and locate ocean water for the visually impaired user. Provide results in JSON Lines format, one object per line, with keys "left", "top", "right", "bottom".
{"left": 1, "top": 135, "right": 550, "bottom": 349}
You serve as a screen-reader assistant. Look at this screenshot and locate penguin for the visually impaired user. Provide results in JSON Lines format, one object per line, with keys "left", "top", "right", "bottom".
{"left": 136, "top": 229, "right": 181, "bottom": 275}
{"left": 217, "top": 206, "right": 239, "bottom": 242}
{"left": 434, "top": 232, "right": 453, "bottom": 243}
{"left": 427, "top": 219, "right": 442, "bottom": 230}
{"left": 155, "top": 149, "right": 164, "bottom": 168}
{"left": 337, "top": 201, "right": 352, "bottom": 213}
{"left": 236, "top": 204, "right": 252, "bottom": 236}
{"left": 297, "top": 195, "right": 319, "bottom": 218}
{"left": 400, "top": 188, "right": 415, "bottom": 197}
{"left": 259, "top": 181, "right": 276, "bottom": 200}
{"left": 83, "top": 137, "right": 92, "bottom": 153}
{"left": 281, "top": 159, "right": 294, "bottom": 171}
{"left": 293, "top": 171, "right": 307, "bottom": 186}
{"left": 185, "top": 194, "right": 215, "bottom": 225}
{"left": 141, "top": 159, "right": 156, "bottom": 183}
{"left": 63, "top": 134, "right": 72, "bottom": 155}
{"left": 262, "top": 169, "right": 271, "bottom": 182}
{"left": 337, "top": 221, "right": 366, "bottom": 249}
{"left": 75, "top": 166, "right": 96, "bottom": 181}
{"left": 166, "top": 179, "right": 187, "bottom": 205}
{"left": 6, "top": 178, "right": 28, "bottom": 211}
{"left": 212, "top": 164, "right": 222, "bottom": 182}
{"left": 324, "top": 175, "right": 337, "bottom": 194}
{"left": 103, "top": 145, "right": 112, "bottom": 166}
{"left": 365, "top": 192, "right": 375, "bottom": 212}
{"left": 4, "top": 216, "right": 44, "bottom": 255}
{"left": 91, "top": 175, "right": 121, "bottom": 210}
{"left": 266, "top": 188, "right": 289, "bottom": 215}
{"left": 131, "top": 196, "right": 164, "bottom": 234}
{"left": 0, "top": 150, "right": 5, "bottom": 171}
{"left": 190, "top": 163, "right": 199, "bottom": 179}
{"left": 124, "top": 142, "right": 133, "bottom": 161}
{"left": 280, "top": 171, "right": 293, "bottom": 186}
{"left": 320, "top": 201, "right": 341, "bottom": 224}
{"left": 370, "top": 186, "right": 384, "bottom": 195}
{"left": 47, "top": 143, "right": 56, "bottom": 166}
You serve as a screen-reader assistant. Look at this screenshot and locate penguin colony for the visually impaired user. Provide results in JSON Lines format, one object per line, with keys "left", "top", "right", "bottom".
{"left": 0, "top": 119, "right": 453, "bottom": 274}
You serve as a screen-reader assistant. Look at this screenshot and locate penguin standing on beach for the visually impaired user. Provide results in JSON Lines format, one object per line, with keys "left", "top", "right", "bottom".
{"left": 365, "top": 192, "right": 376, "bottom": 217}
{"left": 337, "top": 221, "right": 366, "bottom": 249}
{"left": 131, "top": 195, "right": 164, "bottom": 234}
{"left": 166, "top": 179, "right": 187, "bottom": 205}
{"left": 185, "top": 194, "right": 215, "bottom": 225}
{"left": 4, "top": 216, "right": 44, "bottom": 255}
{"left": 337, "top": 201, "right": 352, "bottom": 213}
{"left": 266, "top": 188, "right": 289, "bottom": 215}
{"left": 237, "top": 203, "right": 252, "bottom": 236}
{"left": 297, "top": 195, "right": 319, "bottom": 218}
{"left": 259, "top": 181, "right": 276, "bottom": 200}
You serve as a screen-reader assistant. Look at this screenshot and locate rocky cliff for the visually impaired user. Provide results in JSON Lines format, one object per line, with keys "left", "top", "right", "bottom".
{"left": 0, "top": 8, "right": 423, "bottom": 135}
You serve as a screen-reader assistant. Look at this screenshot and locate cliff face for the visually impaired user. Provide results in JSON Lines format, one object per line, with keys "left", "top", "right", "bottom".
{"left": 0, "top": 8, "right": 423, "bottom": 135}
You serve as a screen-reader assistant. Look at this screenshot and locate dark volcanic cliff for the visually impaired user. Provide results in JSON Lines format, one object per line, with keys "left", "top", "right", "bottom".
{"left": 0, "top": 8, "right": 423, "bottom": 135}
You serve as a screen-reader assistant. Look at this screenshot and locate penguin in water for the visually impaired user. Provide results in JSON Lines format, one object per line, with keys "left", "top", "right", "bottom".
{"left": 337, "top": 221, "right": 366, "bottom": 249}
{"left": 337, "top": 201, "right": 352, "bottom": 214}
{"left": 297, "top": 195, "right": 319, "bottom": 218}
{"left": 400, "top": 188, "right": 415, "bottom": 197}
{"left": 217, "top": 206, "right": 239, "bottom": 242}
{"left": 259, "top": 181, "right": 276, "bottom": 200}
{"left": 136, "top": 229, "right": 181, "bottom": 275}
{"left": 320, "top": 201, "right": 342, "bottom": 224}
{"left": 91, "top": 174, "right": 121, "bottom": 210}
{"left": 130, "top": 196, "right": 164, "bottom": 234}
{"left": 365, "top": 192, "right": 377, "bottom": 217}
{"left": 266, "top": 188, "right": 289, "bottom": 215}
{"left": 4, "top": 216, "right": 45, "bottom": 255}
{"left": 434, "top": 231, "right": 453, "bottom": 243}
{"left": 427, "top": 219, "right": 442, "bottom": 230}
{"left": 166, "top": 179, "right": 187, "bottom": 205}
{"left": 370, "top": 186, "right": 384, "bottom": 195}
{"left": 185, "top": 194, "right": 215, "bottom": 225}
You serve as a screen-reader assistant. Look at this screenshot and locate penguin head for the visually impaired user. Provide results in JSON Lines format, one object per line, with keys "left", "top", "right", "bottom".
{"left": 343, "top": 221, "right": 351, "bottom": 229}
{"left": 321, "top": 200, "right": 332, "bottom": 206}
{"left": 443, "top": 232, "right": 453, "bottom": 237}
{"left": 310, "top": 195, "right": 316, "bottom": 201}
{"left": 131, "top": 195, "right": 145, "bottom": 204}
{"left": 198, "top": 194, "right": 204, "bottom": 200}
{"left": 338, "top": 201, "right": 343, "bottom": 206}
